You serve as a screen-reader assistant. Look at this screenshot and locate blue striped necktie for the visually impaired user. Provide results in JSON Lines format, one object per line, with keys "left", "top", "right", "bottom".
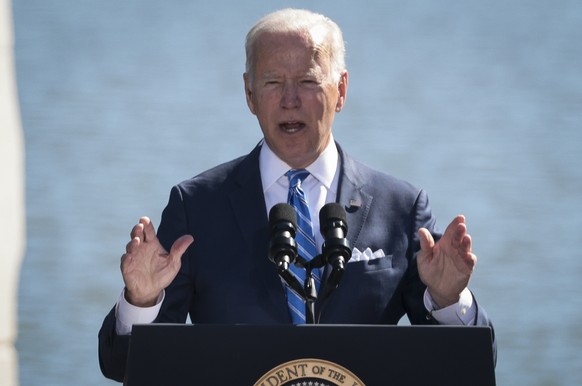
{"left": 286, "top": 169, "right": 320, "bottom": 324}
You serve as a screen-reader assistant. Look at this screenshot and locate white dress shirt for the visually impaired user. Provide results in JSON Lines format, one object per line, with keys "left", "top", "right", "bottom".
{"left": 259, "top": 136, "right": 340, "bottom": 253}
{"left": 115, "top": 136, "right": 475, "bottom": 334}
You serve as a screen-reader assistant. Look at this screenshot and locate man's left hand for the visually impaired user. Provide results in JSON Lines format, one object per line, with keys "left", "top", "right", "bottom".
{"left": 417, "top": 215, "right": 477, "bottom": 308}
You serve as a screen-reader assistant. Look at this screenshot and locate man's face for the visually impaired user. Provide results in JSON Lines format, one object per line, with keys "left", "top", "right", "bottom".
{"left": 244, "top": 31, "right": 348, "bottom": 169}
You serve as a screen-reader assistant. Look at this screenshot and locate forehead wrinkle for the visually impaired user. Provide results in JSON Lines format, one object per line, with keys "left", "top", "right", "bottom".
{"left": 262, "top": 71, "right": 279, "bottom": 79}
{"left": 252, "top": 30, "right": 332, "bottom": 83}
{"left": 260, "top": 68, "right": 324, "bottom": 82}
{"left": 258, "top": 50, "right": 324, "bottom": 79}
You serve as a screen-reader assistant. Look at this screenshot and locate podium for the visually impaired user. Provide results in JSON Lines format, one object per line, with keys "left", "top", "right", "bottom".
{"left": 125, "top": 324, "right": 495, "bottom": 386}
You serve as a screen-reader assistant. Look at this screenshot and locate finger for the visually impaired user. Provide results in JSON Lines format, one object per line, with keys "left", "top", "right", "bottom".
{"left": 130, "top": 222, "right": 144, "bottom": 240}
{"left": 469, "top": 252, "right": 478, "bottom": 267}
{"left": 125, "top": 240, "right": 132, "bottom": 253}
{"left": 141, "top": 217, "right": 157, "bottom": 243}
{"left": 418, "top": 228, "right": 435, "bottom": 252}
{"left": 125, "top": 236, "right": 141, "bottom": 253}
{"left": 461, "top": 235, "right": 477, "bottom": 266}
{"left": 461, "top": 233, "right": 472, "bottom": 253}
{"left": 132, "top": 217, "right": 150, "bottom": 240}
{"left": 452, "top": 222, "right": 468, "bottom": 246}
{"left": 169, "top": 235, "right": 194, "bottom": 263}
{"left": 120, "top": 252, "right": 131, "bottom": 271}
{"left": 444, "top": 215, "right": 465, "bottom": 237}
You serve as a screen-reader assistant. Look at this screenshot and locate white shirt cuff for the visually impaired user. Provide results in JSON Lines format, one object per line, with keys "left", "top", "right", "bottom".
{"left": 423, "top": 287, "right": 476, "bottom": 325}
{"left": 114, "top": 289, "right": 164, "bottom": 335}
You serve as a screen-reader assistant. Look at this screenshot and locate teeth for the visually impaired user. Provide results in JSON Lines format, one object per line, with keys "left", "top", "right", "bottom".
{"left": 280, "top": 122, "right": 304, "bottom": 132}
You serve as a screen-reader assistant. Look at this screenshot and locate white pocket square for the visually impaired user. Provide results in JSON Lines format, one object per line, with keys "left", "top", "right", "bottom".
{"left": 350, "top": 247, "right": 385, "bottom": 262}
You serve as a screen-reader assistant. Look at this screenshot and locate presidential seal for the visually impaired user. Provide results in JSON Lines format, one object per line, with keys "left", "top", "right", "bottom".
{"left": 254, "top": 358, "right": 366, "bottom": 386}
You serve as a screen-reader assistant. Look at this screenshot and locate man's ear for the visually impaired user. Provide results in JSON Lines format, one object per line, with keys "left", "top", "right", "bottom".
{"left": 335, "top": 71, "right": 348, "bottom": 112}
{"left": 243, "top": 73, "right": 256, "bottom": 115}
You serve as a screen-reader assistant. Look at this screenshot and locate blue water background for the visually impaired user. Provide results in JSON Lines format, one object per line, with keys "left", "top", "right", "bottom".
{"left": 12, "top": 0, "right": 582, "bottom": 385}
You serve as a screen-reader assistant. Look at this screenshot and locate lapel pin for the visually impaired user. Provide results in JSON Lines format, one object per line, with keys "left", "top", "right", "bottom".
{"left": 346, "top": 199, "right": 362, "bottom": 212}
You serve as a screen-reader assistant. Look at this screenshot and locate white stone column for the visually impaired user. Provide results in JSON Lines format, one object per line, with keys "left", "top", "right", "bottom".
{"left": 0, "top": 0, "right": 25, "bottom": 385}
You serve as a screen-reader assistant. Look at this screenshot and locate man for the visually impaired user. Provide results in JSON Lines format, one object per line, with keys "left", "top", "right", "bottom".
{"left": 99, "top": 8, "right": 494, "bottom": 382}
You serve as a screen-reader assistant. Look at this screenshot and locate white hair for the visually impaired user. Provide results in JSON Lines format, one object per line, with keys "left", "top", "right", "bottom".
{"left": 245, "top": 8, "right": 346, "bottom": 83}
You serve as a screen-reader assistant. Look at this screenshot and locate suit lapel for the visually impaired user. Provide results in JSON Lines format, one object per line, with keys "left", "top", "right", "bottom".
{"left": 318, "top": 145, "right": 373, "bottom": 304}
{"left": 228, "top": 145, "right": 267, "bottom": 253}
{"left": 228, "top": 145, "right": 290, "bottom": 321}
{"left": 335, "top": 144, "right": 373, "bottom": 261}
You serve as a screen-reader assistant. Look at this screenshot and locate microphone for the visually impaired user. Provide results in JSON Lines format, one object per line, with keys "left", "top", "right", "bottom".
{"left": 319, "top": 203, "right": 351, "bottom": 298}
{"left": 268, "top": 203, "right": 298, "bottom": 271}
{"left": 268, "top": 203, "right": 306, "bottom": 300}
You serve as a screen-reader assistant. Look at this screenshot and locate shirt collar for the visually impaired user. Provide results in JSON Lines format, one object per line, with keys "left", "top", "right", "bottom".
{"left": 259, "top": 135, "right": 339, "bottom": 192}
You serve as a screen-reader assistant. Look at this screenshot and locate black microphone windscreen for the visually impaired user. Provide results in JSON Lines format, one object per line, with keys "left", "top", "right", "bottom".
{"left": 319, "top": 202, "right": 347, "bottom": 227}
{"left": 269, "top": 203, "right": 297, "bottom": 229}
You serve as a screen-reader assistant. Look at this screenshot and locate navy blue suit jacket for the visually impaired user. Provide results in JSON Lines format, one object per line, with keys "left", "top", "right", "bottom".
{"left": 99, "top": 143, "right": 494, "bottom": 381}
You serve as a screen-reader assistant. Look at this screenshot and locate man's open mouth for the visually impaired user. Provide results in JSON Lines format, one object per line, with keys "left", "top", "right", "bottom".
{"left": 279, "top": 121, "right": 306, "bottom": 133}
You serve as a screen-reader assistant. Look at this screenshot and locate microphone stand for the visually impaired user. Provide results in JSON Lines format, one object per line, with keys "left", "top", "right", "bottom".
{"left": 304, "top": 266, "right": 318, "bottom": 324}
{"left": 277, "top": 252, "right": 347, "bottom": 325}
{"left": 301, "top": 254, "right": 328, "bottom": 324}
{"left": 278, "top": 255, "right": 322, "bottom": 324}
{"left": 276, "top": 262, "right": 308, "bottom": 305}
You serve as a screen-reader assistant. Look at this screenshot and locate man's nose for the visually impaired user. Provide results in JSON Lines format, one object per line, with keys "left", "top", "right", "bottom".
{"left": 280, "top": 83, "right": 300, "bottom": 109}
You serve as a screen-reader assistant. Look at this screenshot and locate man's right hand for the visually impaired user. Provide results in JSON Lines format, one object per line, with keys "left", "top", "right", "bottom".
{"left": 120, "top": 216, "right": 194, "bottom": 307}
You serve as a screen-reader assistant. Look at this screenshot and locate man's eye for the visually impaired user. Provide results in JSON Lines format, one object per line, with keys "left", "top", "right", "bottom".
{"left": 301, "top": 80, "right": 320, "bottom": 87}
